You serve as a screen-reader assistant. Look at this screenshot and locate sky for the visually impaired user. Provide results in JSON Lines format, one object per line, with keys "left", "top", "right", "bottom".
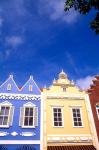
{"left": 0, "top": 0, "right": 99, "bottom": 90}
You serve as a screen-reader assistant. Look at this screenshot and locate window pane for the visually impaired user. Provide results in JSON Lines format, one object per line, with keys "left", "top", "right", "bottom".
{"left": 77, "top": 114, "right": 80, "bottom": 117}
{"left": 3, "top": 117, "right": 8, "bottom": 125}
{"left": 58, "top": 109, "right": 61, "bottom": 112}
{"left": 73, "top": 113, "right": 76, "bottom": 117}
{"left": 59, "top": 122, "right": 62, "bottom": 126}
{"left": 5, "top": 107, "right": 10, "bottom": 115}
{"left": 78, "top": 118, "right": 81, "bottom": 121}
{"left": 74, "top": 118, "right": 77, "bottom": 121}
{"left": 54, "top": 122, "right": 58, "bottom": 126}
{"left": 25, "top": 108, "right": 29, "bottom": 116}
{"left": 74, "top": 122, "right": 78, "bottom": 126}
{"left": 1, "top": 107, "right": 5, "bottom": 115}
{"left": 77, "top": 109, "right": 80, "bottom": 113}
{"left": 72, "top": 109, "right": 76, "bottom": 113}
{"left": 78, "top": 122, "right": 82, "bottom": 126}
{"left": 30, "top": 108, "right": 33, "bottom": 116}
{"left": 0, "top": 116, "right": 3, "bottom": 125}
{"left": 24, "top": 117, "right": 28, "bottom": 126}
{"left": 58, "top": 113, "right": 62, "bottom": 117}
{"left": 53, "top": 108, "right": 57, "bottom": 112}
{"left": 29, "top": 117, "right": 33, "bottom": 126}
{"left": 54, "top": 113, "right": 57, "bottom": 117}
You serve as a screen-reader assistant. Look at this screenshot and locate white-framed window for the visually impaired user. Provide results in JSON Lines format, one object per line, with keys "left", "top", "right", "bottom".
{"left": 96, "top": 106, "right": 99, "bottom": 119}
{"left": 72, "top": 108, "right": 83, "bottom": 127}
{"left": 7, "top": 84, "right": 12, "bottom": 91}
{"left": 29, "top": 85, "right": 33, "bottom": 92}
{"left": 0, "top": 101, "right": 14, "bottom": 128}
{"left": 53, "top": 107, "right": 63, "bottom": 127}
{"left": 19, "top": 102, "right": 38, "bottom": 128}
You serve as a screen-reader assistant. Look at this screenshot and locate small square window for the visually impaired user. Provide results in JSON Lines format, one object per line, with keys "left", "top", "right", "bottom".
{"left": 62, "top": 87, "right": 66, "bottom": 92}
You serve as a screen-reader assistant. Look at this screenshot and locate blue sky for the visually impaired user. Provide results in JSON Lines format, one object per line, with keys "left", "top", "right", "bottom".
{"left": 0, "top": 0, "right": 99, "bottom": 89}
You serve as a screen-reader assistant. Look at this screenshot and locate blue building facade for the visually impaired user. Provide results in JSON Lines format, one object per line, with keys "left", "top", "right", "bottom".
{"left": 0, "top": 75, "right": 42, "bottom": 150}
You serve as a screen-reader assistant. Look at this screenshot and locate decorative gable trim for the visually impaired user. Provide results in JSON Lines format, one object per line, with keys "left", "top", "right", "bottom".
{"left": 23, "top": 102, "right": 36, "bottom": 107}
{"left": 0, "top": 101, "right": 12, "bottom": 106}
{"left": 0, "top": 93, "right": 40, "bottom": 101}
{"left": 20, "top": 75, "right": 41, "bottom": 93}
{"left": 0, "top": 75, "right": 19, "bottom": 91}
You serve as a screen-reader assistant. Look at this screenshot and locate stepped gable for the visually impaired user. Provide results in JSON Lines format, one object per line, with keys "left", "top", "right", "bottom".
{"left": 0, "top": 75, "right": 19, "bottom": 93}
{"left": 20, "top": 75, "right": 41, "bottom": 95}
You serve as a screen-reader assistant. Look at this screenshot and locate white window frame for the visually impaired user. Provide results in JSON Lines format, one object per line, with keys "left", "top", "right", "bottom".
{"left": 20, "top": 102, "right": 38, "bottom": 128}
{"left": 7, "top": 84, "right": 12, "bottom": 91}
{"left": 22, "top": 106, "right": 35, "bottom": 128}
{"left": 0, "top": 101, "right": 13, "bottom": 128}
{"left": 71, "top": 107, "right": 84, "bottom": 128}
{"left": 96, "top": 106, "right": 99, "bottom": 119}
{"left": 52, "top": 106, "right": 64, "bottom": 128}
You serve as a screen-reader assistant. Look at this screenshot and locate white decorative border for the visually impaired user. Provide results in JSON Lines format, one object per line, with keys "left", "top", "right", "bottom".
{"left": 0, "top": 140, "right": 40, "bottom": 144}
{"left": 47, "top": 134, "right": 93, "bottom": 143}
{"left": 0, "top": 93, "right": 40, "bottom": 101}
{"left": 46, "top": 93, "right": 85, "bottom": 100}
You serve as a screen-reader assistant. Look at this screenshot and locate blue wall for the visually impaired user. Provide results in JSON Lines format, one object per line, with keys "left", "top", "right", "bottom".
{"left": 0, "top": 144, "right": 40, "bottom": 150}
{"left": 0, "top": 98, "right": 41, "bottom": 140}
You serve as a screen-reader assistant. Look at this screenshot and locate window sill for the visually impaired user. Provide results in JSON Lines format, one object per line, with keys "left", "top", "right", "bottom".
{"left": 21, "top": 126, "right": 35, "bottom": 129}
{"left": 73, "top": 126, "right": 84, "bottom": 128}
{"left": 0, "top": 125, "right": 10, "bottom": 128}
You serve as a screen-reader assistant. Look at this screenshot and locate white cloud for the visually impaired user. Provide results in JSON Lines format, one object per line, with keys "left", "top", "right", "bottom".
{"left": 0, "top": 49, "right": 12, "bottom": 62}
{"left": 76, "top": 76, "right": 94, "bottom": 90}
{"left": 39, "top": 0, "right": 79, "bottom": 23}
{"left": 6, "top": 36, "right": 23, "bottom": 48}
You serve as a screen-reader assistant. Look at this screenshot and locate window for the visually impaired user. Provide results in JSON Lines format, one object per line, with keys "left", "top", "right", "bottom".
{"left": 29, "top": 85, "right": 32, "bottom": 92}
{"left": 53, "top": 108, "right": 63, "bottom": 127}
{"left": 24, "top": 107, "right": 34, "bottom": 126}
{"left": 0, "top": 106, "right": 10, "bottom": 126}
{"left": 0, "top": 101, "right": 14, "bottom": 128}
{"left": 63, "top": 87, "right": 66, "bottom": 92}
{"left": 7, "top": 84, "right": 12, "bottom": 91}
{"left": 96, "top": 106, "right": 99, "bottom": 119}
{"left": 19, "top": 103, "right": 38, "bottom": 128}
{"left": 72, "top": 108, "right": 83, "bottom": 127}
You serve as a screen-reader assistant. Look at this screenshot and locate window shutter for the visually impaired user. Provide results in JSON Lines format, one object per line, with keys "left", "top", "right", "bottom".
{"left": 19, "top": 107, "right": 24, "bottom": 126}
{"left": 9, "top": 106, "right": 15, "bottom": 126}
{"left": 34, "top": 107, "right": 38, "bottom": 127}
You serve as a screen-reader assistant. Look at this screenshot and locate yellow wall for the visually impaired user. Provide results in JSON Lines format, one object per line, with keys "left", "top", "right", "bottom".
{"left": 46, "top": 98, "right": 91, "bottom": 135}
{"left": 43, "top": 71, "right": 92, "bottom": 136}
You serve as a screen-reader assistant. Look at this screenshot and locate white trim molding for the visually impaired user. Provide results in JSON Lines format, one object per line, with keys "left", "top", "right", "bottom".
{"left": 0, "top": 93, "right": 41, "bottom": 101}
{"left": 0, "top": 140, "right": 41, "bottom": 144}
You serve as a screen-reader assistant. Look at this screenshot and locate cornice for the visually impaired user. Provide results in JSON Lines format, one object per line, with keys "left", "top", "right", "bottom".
{"left": 46, "top": 93, "right": 85, "bottom": 100}
{"left": 0, "top": 93, "right": 41, "bottom": 101}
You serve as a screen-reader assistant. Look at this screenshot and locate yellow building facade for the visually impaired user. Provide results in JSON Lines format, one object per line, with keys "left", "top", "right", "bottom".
{"left": 42, "top": 70, "right": 97, "bottom": 150}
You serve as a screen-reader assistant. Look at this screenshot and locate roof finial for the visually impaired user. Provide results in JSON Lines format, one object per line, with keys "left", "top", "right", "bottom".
{"left": 9, "top": 74, "right": 13, "bottom": 79}
{"left": 30, "top": 75, "right": 33, "bottom": 80}
{"left": 59, "top": 69, "right": 67, "bottom": 79}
